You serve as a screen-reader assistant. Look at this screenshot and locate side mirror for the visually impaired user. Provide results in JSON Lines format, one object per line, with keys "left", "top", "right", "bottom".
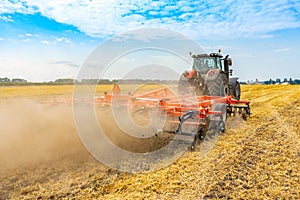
{"left": 229, "top": 69, "right": 233, "bottom": 76}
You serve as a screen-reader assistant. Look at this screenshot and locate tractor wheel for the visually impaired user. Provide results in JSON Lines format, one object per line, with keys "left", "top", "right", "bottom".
{"left": 194, "top": 83, "right": 206, "bottom": 96}
{"left": 177, "top": 73, "right": 205, "bottom": 95}
{"left": 205, "top": 71, "right": 227, "bottom": 96}
{"left": 177, "top": 76, "right": 190, "bottom": 95}
{"left": 234, "top": 82, "right": 241, "bottom": 100}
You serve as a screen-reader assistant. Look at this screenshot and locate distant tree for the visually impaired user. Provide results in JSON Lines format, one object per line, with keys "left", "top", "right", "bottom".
{"left": 81, "top": 79, "right": 98, "bottom": 84}
{"left": 111, "top": 79, "right": 118, "bottom": 84}
{"left": 294, "top": 79, "right": 300, "bottom": 84}
{"left": 54, "top": 78, "right": 74, "bottom": 83}
{"left": 12, "top": 78, "right": 27, "bottom": 83}
{"left": 263, "top": 80, "right": 269, "bottom": 85}
{"left": 0, "top": 77, "right": 10, "bottom": 82}
{"left": 98, "top": 79, "right": 111, "bottom": 84}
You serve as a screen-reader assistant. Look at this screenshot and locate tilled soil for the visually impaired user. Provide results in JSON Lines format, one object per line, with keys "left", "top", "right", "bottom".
{"left": 0, "top": 85, "right": 299, "bottom": 199}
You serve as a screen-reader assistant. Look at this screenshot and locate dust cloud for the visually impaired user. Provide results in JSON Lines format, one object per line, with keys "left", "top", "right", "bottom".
{"left": 0, "top": 98, "right": 176, "bottom": 174}
{"left": 225, "top": 114, "right": 246, "bottom": 130}
{"left": 0, "top": 97, "right": 246, "bottom": 174}
{"left": 0, "top": 98, "right": 89, "bottom": 174}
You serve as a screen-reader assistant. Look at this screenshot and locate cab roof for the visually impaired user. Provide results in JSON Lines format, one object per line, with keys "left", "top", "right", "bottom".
{"left": 192, "top": 53, "right": 223, "bottom": 58}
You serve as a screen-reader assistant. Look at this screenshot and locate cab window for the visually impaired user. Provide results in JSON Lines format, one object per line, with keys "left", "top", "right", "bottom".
{"left": 216, "top": 57, "right": 222, "bottom": 70}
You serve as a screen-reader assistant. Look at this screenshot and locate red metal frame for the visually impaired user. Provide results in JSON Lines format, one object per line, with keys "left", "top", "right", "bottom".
{"left": 95, "top": 84, "right": 250, "bottom": 121}
{"left": 39, "top": 84, "right": 250, "bottom": 136}
{"left": 40, "top": 84, "right": 250, "bottom": 124}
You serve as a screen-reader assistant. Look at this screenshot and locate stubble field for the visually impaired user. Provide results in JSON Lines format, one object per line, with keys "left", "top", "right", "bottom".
{"left": 0, "top": 84, "right": 299, "bottom": 199}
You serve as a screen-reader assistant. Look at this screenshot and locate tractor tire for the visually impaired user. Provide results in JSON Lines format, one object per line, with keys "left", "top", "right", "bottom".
{"left": 205, "top": 71, "right": 227, "bottom": 96}
{"left": 177, "top": 76, "right": 191, "bottom": 95}
{"left": 177, "top": 72, "right": 205, "bottom": 96}
{"left": 234, "top": 82, "right": 241, "bottom": 100}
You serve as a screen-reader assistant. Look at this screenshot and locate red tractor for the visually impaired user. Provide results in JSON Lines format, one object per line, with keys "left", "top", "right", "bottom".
{"left": 178, "top": 50, "right": 241, "bottom": 100}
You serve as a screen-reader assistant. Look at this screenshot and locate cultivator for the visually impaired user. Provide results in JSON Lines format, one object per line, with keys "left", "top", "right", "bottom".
{"left": 40, "top": 83, "right": 250, "bottom": 145}
{"left": 96, "top": 84, "right": 251, "bottom": 142}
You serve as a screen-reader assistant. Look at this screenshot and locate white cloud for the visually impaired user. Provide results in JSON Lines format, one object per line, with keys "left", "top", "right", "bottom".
{"left": 148, "top": 10, "right": 159, "bottom": 15}
{"left": 8, "top": 39, "right": 19, "bottom": 43}
{"left": 41, "top": 40, "right": 50, "bottom": 45}
{"left": 111, "top": 28, "right": 188, "bottom": 43}
{"left": 273, "top": 48, "right": 292, "bottom": 53}
{"left": 0, "top": 0, "right": 35, "bottom": 14}
{"left": 180, "top": 6, "right": 193, "bottom": 12}
{"left": 0, "top": 59, "right": 79, "bottom": 82}
{"left": 0, "top": 15, "right": 14, "bottom": 22}
{"left": 0, "top": 0, "right": 300, "bottom": 39}
{"left": 40, "top": 37, "right": 73, "bottom": 45}
{"left": 55, "top": 37, "right": 72, "bottom": 44}
{"left": 51, "top": 60, "right": 78, "bottom": 68}
{"left": 18, "top": 33, "right": 39, "bottom": 37}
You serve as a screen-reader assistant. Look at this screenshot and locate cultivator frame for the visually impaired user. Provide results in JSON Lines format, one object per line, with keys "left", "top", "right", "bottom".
{"left": 95, "top": 84, "right": 251, "bottom": 140}
{"left": 40, "top": 84, "right": 250, "bottom": 143}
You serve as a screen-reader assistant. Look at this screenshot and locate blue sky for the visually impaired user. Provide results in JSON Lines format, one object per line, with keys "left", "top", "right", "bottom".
{"left": 0, "top": 0, "right": 300, "bottom": 82}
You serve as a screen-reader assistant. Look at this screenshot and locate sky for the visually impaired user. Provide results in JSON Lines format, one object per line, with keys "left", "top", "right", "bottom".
{"left": 0, "top": 0, "right": 300, "bottom": 82}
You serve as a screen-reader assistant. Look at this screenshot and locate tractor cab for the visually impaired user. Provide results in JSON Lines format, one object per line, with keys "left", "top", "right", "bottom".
{"left": 192, "top": 53, "right": 223, "bottom": 73}
{"left": 191, "top": 51, "right": 232, "bottom": 80}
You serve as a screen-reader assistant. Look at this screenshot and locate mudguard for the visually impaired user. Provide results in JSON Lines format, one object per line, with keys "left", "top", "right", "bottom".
{"left": 229, "top": 77, "right": 239, "bottom": 84}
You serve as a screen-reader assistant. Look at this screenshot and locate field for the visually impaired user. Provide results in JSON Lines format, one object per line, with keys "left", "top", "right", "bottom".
{"left": 0, "top": 85, "right": 299, "bottom": 199}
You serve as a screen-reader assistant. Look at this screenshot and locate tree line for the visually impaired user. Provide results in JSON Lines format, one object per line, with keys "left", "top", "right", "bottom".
{"left": 0, "top": 78, "right": 178, "bottom": 86}
{"left": 0, "top": 77, "right": 299, "bottom": 86}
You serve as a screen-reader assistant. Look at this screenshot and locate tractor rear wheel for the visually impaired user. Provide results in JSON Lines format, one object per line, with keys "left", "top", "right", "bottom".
{"left": 234, "top": 82, "right": 241, "bottom": 100}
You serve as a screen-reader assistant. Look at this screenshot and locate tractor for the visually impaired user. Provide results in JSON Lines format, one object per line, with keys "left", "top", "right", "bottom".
{"left": 178, "top": 49, "right": 241, "bottom": 100}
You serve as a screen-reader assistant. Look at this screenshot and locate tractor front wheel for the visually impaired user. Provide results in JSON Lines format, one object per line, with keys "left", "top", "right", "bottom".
{"left": 177, "top": 76, "right": 190, "bottom": 95}
{"left": 205, "top": 71, "right": 227, "bottom": 96}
